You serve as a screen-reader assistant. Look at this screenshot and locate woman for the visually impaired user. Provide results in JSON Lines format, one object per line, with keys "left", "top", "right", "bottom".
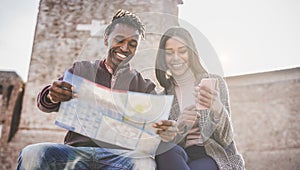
{"left": 153, "top": 27, "right": 245, "bottom": 170}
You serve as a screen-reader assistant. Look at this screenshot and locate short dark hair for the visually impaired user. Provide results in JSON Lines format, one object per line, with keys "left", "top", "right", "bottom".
{"left": 104, "top": 9, "right": 145, "bottom": 39}
{"left": 155, "top": 27, "right": 207, "bottom": 88}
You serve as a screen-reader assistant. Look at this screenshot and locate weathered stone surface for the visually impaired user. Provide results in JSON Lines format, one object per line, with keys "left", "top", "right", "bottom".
{"left": 0, "top": 0, "right": 180, "bottom": 169}
{"left": 243, "top": 149, "right": 300, "bottom": 170}
{"left": 226, "top": 68, "right": 300, "bottom": 169}
{"left": 0, "top": 71, "right": 24, "bottom": 146}
{"left": 22, "top": 0, "right": 180, "bottom": 130}
{"left": 0, "top": 72, "right": 24, "bottom": 170}
{"left": 0, "top": 129, "right": 65, "bottom": 170}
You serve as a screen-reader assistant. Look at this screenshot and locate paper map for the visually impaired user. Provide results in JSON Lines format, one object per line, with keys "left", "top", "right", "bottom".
{"left": 55, "top": 71, "right": 174, "bottom": 155}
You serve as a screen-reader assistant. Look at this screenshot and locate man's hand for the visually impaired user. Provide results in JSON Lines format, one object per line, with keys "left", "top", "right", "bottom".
{"left": 152, "top": 120, "right": 178, "bottom": 142}
{"left": 47, "top": 80, "right": 77, "bottom": 103}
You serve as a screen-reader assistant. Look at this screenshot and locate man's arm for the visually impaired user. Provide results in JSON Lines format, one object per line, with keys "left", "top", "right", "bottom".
{"left": 37, "top": 61, "right": 80, "bottom": 113}
{"left": 133, "top": 72, "right": 156, "bottom": 94}
{"left": 37, "top": 80, "right": 76, "bottom": 113}
{"left": 37, "top": 85, "right": 60, "bottom": 112}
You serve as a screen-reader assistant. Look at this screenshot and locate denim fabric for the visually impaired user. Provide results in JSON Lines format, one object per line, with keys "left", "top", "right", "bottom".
{"left": 17, "top": 143, "right": 155, "bottom": 170}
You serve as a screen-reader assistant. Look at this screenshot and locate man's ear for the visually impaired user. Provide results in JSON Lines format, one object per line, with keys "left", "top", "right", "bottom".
{"left": 104, "top": 36, "right": 108, "bottom": 46}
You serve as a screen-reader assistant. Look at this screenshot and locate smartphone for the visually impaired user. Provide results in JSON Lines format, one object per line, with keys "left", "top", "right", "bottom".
{"left": 195, "top": 78, "right": 217, "bottom": 110}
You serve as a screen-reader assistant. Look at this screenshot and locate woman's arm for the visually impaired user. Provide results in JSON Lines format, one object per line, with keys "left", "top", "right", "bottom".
{"left": 197, "top": 76, "right": 234, "bottom": 147}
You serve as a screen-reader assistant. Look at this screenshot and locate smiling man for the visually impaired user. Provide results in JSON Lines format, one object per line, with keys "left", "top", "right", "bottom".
{"left": 104, "top": 22, "right": 139, "bottom": 72}
{"left": 17, "top": 9, "right": 157, "bottom": 170}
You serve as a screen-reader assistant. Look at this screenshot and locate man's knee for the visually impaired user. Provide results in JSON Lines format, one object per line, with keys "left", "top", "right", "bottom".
{"left": 18, "top": 143, "right": 60, "bottom": 169}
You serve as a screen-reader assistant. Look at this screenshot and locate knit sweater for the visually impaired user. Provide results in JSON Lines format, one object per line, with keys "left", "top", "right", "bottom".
{"left": 172, "top": 69, "right": 204, "bottom": 147}
{"left": 165, "top": 73, "right": 245, "bottom": 170}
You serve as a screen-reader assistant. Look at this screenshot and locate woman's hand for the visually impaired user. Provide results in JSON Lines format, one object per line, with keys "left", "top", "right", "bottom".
{"left": 152, "top": 120, "right": 178, "bottom": 142}
{"left": 47, "top": 80, "right": 77, "bottom": 103}
{"left": 195, "top": 82, "right": 223, "bottom": 118}
{"left": 176, "top": 105, "right": 198, "bottom": 135}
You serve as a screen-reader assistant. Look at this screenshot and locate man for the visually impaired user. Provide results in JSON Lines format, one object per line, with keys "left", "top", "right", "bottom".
{"left": 18, "top": 9, "right": 156, "bottom": 170}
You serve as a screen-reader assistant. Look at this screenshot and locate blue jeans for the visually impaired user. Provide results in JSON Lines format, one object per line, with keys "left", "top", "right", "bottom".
{"left": 17, "top": 143, "right": 155, "bottom": 170}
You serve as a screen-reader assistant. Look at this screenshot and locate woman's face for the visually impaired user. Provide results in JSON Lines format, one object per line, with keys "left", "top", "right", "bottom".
{"left": 165, "top": 37, "right": 189, "bottom": 76}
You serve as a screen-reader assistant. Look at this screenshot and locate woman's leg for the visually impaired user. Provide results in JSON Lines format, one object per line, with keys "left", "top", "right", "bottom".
{"left": 155, "top": 144, "right": 189, "bottom": 170}
{"left": 188, "top": 155, "right": 219, "bottom": 170}
{"left": 97, "top": 149, "right": 156, "bottom": 170}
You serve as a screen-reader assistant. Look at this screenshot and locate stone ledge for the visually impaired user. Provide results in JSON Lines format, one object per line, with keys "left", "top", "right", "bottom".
{"left": 226, "top": 67, "right": 300, "bottom": 87}
{"left": 243, "top": 148, "right": 300, "bottom": 170}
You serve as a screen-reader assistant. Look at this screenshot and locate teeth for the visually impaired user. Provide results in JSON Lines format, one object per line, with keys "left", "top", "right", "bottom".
{"left": 172, "top": 64, "right": 183, "bottom": 68}
{"left": 117, "top": 53, "right": 127, "bottom": 59}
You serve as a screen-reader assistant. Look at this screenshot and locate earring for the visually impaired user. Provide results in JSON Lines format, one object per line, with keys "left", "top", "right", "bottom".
{"left": 165, "top": 69, "right": 172, "bottom": 80}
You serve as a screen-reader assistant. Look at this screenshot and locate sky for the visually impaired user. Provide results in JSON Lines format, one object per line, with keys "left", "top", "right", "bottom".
{"left": 0, "top": 0, "right": 39, "bottom": 82}
{"left": 0, "top": 0, "right": 299, "bottom": 82}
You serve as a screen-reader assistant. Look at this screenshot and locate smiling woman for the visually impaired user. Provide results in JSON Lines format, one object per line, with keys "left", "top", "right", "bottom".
{"left": 154, "top": 26, "right": 244, "bottom": 170}
{"left": 165, "top": 37, "right": 190, "bottom": 77}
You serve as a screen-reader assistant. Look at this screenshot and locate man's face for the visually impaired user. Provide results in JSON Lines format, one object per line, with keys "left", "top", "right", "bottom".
{"left": 105, "top": 23, "right": 141, "bottom": 71}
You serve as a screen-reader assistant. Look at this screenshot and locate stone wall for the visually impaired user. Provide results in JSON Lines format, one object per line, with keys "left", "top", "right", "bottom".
{"left": 22, "top": 0, "right": 180, "bottom": 130}
{"left": 0, "top": 71, "right": 24, "bottom": 170}
{"left": 0, "top": 0, "right": 181, "bottom": 169}
{"left": 226, "top": 67, "right": 300, "bottom": 170}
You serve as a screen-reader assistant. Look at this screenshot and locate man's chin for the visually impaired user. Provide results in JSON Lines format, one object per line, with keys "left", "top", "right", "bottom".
{"left": 119, "top": 56, "right": 132, "bottom": 64}
{"left": 112, "top": 59, "right": 129, "bottom": 70}
{"left": 118, "top": 59, "right": 130, "bottom": 67}
{"left": 110, "top": 54, "right": 132, "bottom": 69}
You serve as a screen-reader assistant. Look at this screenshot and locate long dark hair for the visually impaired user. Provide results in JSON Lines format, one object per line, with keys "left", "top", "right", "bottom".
{"left": 155, "top": 27, "right": 207, "bottom": 89}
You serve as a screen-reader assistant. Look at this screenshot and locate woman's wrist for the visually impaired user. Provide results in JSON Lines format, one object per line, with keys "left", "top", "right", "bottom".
{"left": 213, "top": 106, "right": 223, "bottom": 121}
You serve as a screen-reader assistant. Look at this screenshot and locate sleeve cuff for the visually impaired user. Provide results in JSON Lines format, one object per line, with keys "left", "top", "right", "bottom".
{"left": 37, "top": 85, "right": 60, "bottom": 112}
{"left": 213, "top": 107, "right": 224, "bottom": 122}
